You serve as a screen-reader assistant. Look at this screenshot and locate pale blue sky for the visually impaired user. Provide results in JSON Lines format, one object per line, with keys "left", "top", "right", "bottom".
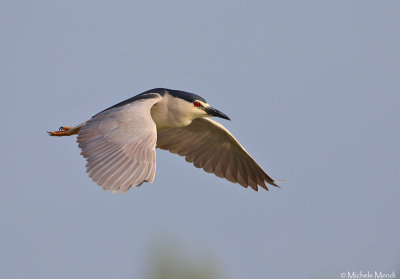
{"left": 1, "top": 1, "right": 399, "bottom": 279}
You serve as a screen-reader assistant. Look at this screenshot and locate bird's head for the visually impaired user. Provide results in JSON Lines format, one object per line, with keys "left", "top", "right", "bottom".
{"left": 190, "top": 99, "right": 231, "bottom": 120}
{"left": 167, "top": 90, "right": 230, "bottom": 122}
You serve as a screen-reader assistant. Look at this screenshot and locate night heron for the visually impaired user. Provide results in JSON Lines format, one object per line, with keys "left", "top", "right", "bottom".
{"left": 48, "top": 88, "right": 284, "bottom": 193}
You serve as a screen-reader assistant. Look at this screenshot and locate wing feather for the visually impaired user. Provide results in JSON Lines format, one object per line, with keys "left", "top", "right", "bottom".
{"left": 157, "top": 117, "right": 280, "bottom": 191}
{"left": 77, "top": 97, "right": 160, "bottom": 193}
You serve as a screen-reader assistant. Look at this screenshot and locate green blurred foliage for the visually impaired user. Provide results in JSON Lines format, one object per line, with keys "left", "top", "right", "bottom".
{"left": 144, "top": 242, "right": 220, "bottom": 279}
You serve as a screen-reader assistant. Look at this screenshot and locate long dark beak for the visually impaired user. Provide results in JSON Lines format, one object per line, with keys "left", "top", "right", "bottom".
{"left": 205, "top": 107, "right": 231, "bottom": 120}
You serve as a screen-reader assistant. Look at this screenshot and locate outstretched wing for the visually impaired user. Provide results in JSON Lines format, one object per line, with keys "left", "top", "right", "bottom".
{"left": 77, "top": 97, "right": 161, "bottom": 193}
{"left": 156, "top": 118, "right": 281, "bottom": 191}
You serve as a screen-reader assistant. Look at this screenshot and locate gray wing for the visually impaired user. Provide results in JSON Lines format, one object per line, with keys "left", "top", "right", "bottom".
{"left": 156, "top": 117, "right": 281, "bottom": 191}
{"left": 77, "top": 97, "right": 161, "bottom": 193}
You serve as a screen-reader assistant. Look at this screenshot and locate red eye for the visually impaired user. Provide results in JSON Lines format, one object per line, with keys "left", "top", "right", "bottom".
{"left": 193, "top": 101, "right": 200, "bottom": 107}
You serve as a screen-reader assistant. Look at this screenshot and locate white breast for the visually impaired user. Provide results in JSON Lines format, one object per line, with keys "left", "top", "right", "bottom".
{"left": 150, "top": 93, "right": 195, "bottom": 130}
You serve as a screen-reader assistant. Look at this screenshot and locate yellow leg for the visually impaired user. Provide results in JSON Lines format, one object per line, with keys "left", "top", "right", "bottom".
{"left": 48, "top": 126, "right": 75, "bottom": 137}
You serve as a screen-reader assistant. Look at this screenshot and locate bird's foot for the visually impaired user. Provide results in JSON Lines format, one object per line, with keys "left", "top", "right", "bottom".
{"left": 48, "top": 126, "right": 72, "bottom": 136}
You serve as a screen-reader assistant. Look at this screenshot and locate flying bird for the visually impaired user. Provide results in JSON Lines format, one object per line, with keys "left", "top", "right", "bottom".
{"left": 48, "top": 88, "right": 284, "bottom": 193}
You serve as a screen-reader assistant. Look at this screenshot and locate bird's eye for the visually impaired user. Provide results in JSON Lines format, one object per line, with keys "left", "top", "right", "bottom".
{"left": 193, "top": 101, "right": 200, "bottom": 107}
